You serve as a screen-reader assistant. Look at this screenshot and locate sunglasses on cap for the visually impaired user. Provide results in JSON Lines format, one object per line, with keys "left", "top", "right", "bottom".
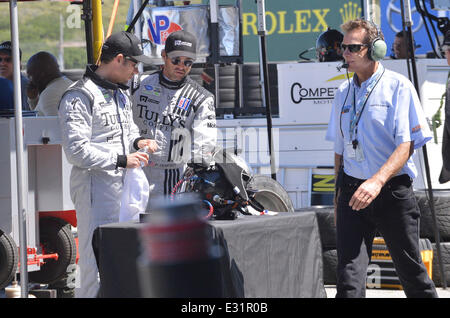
{"left": 170, "top": 57, "right": 193, "bottom": 67}
{"left": 125, "top": 56, "right": 142, "bottom": 68}
{"left": 340, "top": 43, "right": 369, "bottom": 53}
{"left": 125, "top": 56, "right": 139, "bottom": 64}
{"left": 0, "top": 56, "right": 12, "bottom": 63}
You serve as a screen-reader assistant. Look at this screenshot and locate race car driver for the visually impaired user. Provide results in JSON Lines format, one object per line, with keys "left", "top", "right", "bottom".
{"left": 58, "top": 31, "right": 157, "bottom": 298}
{"left": 131, "top": 30, "right": 217, "bottom": 209}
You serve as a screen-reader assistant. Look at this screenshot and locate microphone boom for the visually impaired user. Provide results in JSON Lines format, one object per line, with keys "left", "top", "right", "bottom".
{"left": 337, "top": 63, "right": 349, "bottom": 71}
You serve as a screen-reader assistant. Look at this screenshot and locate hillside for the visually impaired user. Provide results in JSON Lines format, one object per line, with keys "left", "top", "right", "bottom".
{"left": 0, "top": 0, "right": 133, "bottom": 69}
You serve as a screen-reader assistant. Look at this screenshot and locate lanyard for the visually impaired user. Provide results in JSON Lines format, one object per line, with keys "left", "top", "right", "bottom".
{"left": 349, "top": 64, "right": 385, "bottom": 145}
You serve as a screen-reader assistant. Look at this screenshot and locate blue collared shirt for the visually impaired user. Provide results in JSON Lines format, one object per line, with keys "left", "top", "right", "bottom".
{"left": 326, "top": 64, "right": 431, "bottom": 179}
{"left": 0, "top": 77, "right": 13, "bottom": 109}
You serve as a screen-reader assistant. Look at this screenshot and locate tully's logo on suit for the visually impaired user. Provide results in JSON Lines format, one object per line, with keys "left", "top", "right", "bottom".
{"left": 100, "top": 112, "right": 129, "bottom": 127}
{"left": 136, "top": 104, "right": 186, "bottom": 129}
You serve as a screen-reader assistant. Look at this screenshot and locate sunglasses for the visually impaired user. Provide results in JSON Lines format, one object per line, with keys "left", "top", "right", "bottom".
{"left": 125, "top": 56, "right": 138, "bottom": 64}
{"left": 125, "top": 56, "right": 142, "bottom": 68}
{"left": 0, "top": 56, "right": 12, "bottom": 63}
{"left": 340, "top": 44, "right": 369, "bottom": 53}
{"left": 170, "top": 58, "right": 193, "bottom": 67}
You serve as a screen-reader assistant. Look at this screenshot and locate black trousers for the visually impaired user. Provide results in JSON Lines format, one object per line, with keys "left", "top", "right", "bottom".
{"left": 335, "top": 173, "right": 438, "bottom": 298}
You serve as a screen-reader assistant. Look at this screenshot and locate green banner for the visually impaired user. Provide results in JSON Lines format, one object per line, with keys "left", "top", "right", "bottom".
{"left": 205, "top": 0, "right": 364, "bottom": 62}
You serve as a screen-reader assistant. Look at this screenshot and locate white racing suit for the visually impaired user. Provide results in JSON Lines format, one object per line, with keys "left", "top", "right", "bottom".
{"left": 131, "top": 71, "right": 216, "bottom": 209}
{"left": 58, "top": 66, "right": 142, "bottom": 298}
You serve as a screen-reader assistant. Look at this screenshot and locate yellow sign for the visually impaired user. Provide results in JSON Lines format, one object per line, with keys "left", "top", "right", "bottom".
{"left": 232, "top": 0, "right": 365, "bottom": 62}
{"left": 340, "top": 1, "right": 362, "bottom": 24}
{"left": 312, "top": 174, "right": 335, "bottom": 192}
{"left": 242, "top": 9, "right": 330, "bottom": 36}
{"left": 242, "top": 1, "right": 362, "bottom": 36}
{"left": 326, "top": 72, "right": 354, "bottom": 82}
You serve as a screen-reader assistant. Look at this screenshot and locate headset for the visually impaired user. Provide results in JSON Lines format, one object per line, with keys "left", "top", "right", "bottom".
{"left": 367, "top": 20, "right": 387, "bottom": 61}
{"left": 337, "top": 19, "right": 386, "bottom": 69}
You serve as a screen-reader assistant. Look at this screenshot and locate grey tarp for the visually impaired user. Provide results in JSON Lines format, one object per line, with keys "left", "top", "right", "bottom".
{"left": 93, "top": 212, "right": 326, "bottom": 298}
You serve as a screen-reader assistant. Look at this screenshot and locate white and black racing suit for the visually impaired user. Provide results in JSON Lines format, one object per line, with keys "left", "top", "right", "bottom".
{"left": 131, "top": 71, "right": 216, "bottom": 208}
{"left": 58, "top": 65, "right": 143, "bottom": 298}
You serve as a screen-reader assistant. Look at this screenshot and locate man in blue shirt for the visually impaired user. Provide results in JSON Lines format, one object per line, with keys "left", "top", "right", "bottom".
{"left": 0, "top": 41, "right": 30, "bottom": 110}
{"left": 439, "top": 30, "right": 450, "bottom": 183}
{"left": 0, "top": 77, "right": 13, "bottom": 110}
{"left": 326, "top": 19, "right": 437, "bottom": 298}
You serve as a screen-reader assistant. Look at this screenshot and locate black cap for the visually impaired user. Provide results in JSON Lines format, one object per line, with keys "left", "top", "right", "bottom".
{"left": 0, "top": 41, "right": 22, "bottom": 59}
{"left": 164, "top": 30, "right": 196, "bottom": 60}
{"left": 444, "top": 30, "right": 450, "bottom": 46}
{"left": 101, "top": 31, "right": 153, "bottom": 65}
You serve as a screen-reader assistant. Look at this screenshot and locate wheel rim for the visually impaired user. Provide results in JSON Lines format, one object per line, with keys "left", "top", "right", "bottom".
{"left": 254, "top": 190, "right": 290, "bottom": 212}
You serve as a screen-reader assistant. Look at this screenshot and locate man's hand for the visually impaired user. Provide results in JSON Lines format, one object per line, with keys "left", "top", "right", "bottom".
{"left": 126, "top": 151, "right": 149, "bottom": 168}
{"left": 349, "top": 177, "right": 383, "bottom": 211}
{"left": 137, "top": 139, "right": 158, "bottom": 154}
{"left": 349, "top": 141, "right": 413, "bottom": 211}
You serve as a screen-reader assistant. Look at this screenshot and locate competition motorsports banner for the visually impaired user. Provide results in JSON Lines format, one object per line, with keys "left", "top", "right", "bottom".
{"left": 277, "top": 62, "right": 352, "bottom": 125}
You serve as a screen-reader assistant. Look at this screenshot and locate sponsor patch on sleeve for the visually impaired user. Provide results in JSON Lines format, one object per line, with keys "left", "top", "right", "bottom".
{"left": 411, "top": 125, "right": 421, "bottom": 133}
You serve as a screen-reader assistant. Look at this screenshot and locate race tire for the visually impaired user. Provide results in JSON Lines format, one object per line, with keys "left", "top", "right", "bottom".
{"left": 247, "top": 175, "right": 294, "bottom": 212}
{"left": 29, "top": 217, "right": 77, "bottom": 285}
{"left": 322, "top": 248, "right": 338, "bottom": 285}
{"left": 48, "top": 263, "right": 76, "bottom": 298}
{"left": 315, "top": 207, "right": 336, "bottom": 250}
{"left": 0, "top": 231, "right": 18, "bottom": 289}
{"left": 431, "top": 242, "right": 450, "bottom": 287}
{"left": 415, "top": 190, "right": 450, "bottom": 242}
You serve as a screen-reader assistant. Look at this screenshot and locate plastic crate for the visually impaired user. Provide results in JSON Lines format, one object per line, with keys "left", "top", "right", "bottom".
{"left": 366, "top": 237, "right": 433, "bottom": 289}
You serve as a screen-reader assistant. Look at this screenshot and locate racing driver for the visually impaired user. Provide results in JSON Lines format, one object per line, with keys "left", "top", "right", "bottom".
{"left": 59, "top": 31, "right": 157, "bottom": 297}
{"left": 131, "top": 30, "right": 217, "bottom": 208}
